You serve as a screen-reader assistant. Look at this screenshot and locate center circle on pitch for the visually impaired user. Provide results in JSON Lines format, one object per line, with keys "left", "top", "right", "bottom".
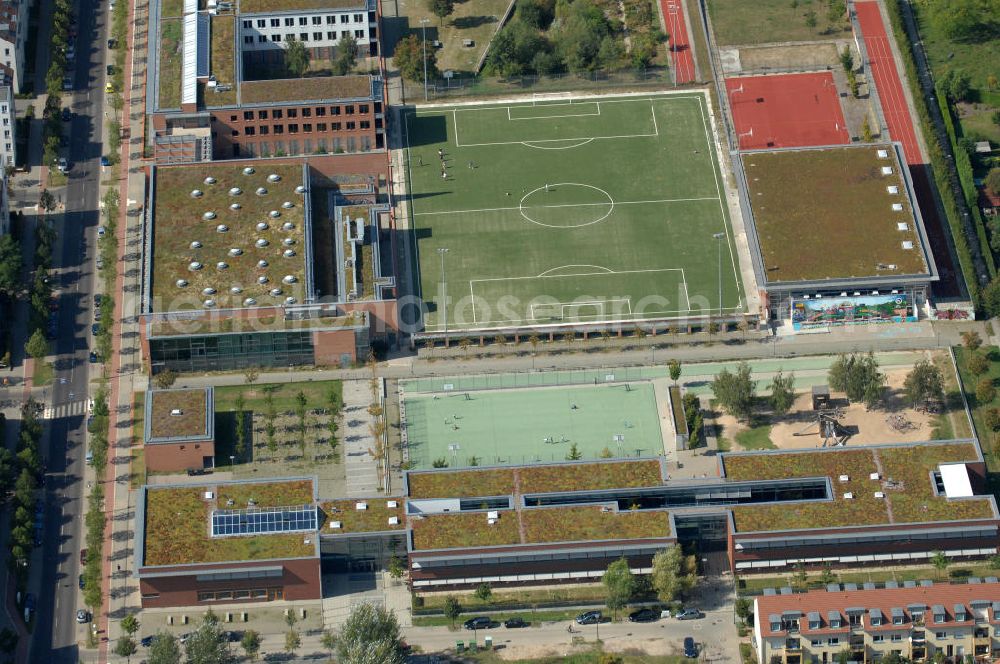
{"left": 518, "top": 183, "right": 615, "bottom": 228}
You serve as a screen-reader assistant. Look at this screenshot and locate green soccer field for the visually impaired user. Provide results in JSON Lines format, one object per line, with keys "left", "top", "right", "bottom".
{"left": 404, "top": 92, "right": 744, "bottom": 332}
{"left": 402, "top": 382, "right": 664, "bottom": 468}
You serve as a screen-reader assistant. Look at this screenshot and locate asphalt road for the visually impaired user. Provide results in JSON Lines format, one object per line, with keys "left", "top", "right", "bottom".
{"left": 32, "top": 1, "right": 113, "bottom": 659}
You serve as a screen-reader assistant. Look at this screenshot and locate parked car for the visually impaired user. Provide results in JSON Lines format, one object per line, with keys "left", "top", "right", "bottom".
{"left": 106, "top": 65, "right": 115, "bottom": 76}
{"left": 224, "top": 630, "right": 243, "bottom": 642}
{"left": 62, "top": 76, "right": 73, "bottom": 91}
{"left": 100, "top": 155, "right": 111, "bottom": 166}
{"left": 684, "top": 636, "right": 698, "bottom": 658}
{"left": 76, "top": 609, "right": 91, "bottom": 624}
{"left": 79, "top": 574, "right": 85, "bottom": 590}
{"left": 87, "top": 415, "right": 95, "bottom": 431}
{"left": 107, "top": 38, "right": 117, "bottom": 49}
{"left": 94, "top": 294, "right": 102, "bottom": 306}
{"left": 105, "top": 82, "right": 114, "bottom": 93}
{"left": 676, "top": 608, "right": 705, "bottom": 620}
{"left": 79, "top": 549, "right": 87, "bottom": 565}
{"left": 628, "top": 608, "right": 659, "bottom": 623}
{"left": 85, "top": 449, "right": 94, "bottom": 465}
{"left": 92, "top": 323, "right": 100, "bottom": 336}
{"left": 462, "top": 617, "right": 491, "bottom": 630}
{"left": 179, "top": 633, "right": 192, "bottom": 644}
{"left": 61, "top": 107, "right": 71, "bottom": 122}
{"left": 57, "top": 157, "right": 70, "bottom": 173}
{"left": 575, "top": 610, "right": 602, "bottom": 625}
{"left": 97, "top": 226, "right": 107, "bottom": 239}
{"left": 503, "top": 617, "right": 528, "bottom": 628}
{"left": 140, "top": 635, "right": 157, "bottom": 647}
{"left": 89, "top": 351, "right": 98, "bottom": 363}
{"left": 96, "top": 257, "right": 104, "bottom": 270}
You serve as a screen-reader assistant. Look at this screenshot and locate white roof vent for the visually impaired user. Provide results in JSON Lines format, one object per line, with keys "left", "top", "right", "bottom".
{"left": 877, "top": 149, "right": 889, "bottom": 159}
{"left": 190, "top": 240, "right": 202, "bottom": 249}
{"left": 283, "top": 249, "right": 296, "bottom": 258}
{"left": 170, "top": 408, "right": 183, "bottom": 416}
{"left": 203, "top": 299, "right": 216, "bottom": 308}
{"left": 242, "top": 167, "right": 255, "bottom": 175}
{"left": 256, "top": 187, "right": 267, "bottom": 196}
{"left": 176, "top": 279, "right": 189, "bottom": 288}
{"left": 282, "top": 222, "right": 295, "bottom": 231}
{"left": 295, "top": 185, "right": 306, "bottom": 194}
{"left": 229, "top": 187, "right": 242, "bottom": 196}
{"left": 190, "top": 189, "right": 203, "bottom": 198}
{"left": 887, "top": 185, "right": 899, "bottom": 194}
{"left": 881, "top": 166, "right": 894, "bottom": 175}
{"left": 843, "top": 492, "right": 854, "bottom": 500}
{"left": 487, "top": 518, "right": 497, "bottom": 525}
{"left": 284, "top": 296, "right": 297, "bottom": 304}
{"left": 216, "top": 262, "right": 228, "bottom": 271}
{"left": 269, "top": 288, "right": 283, "bottom": 297}
{"left": 897, "top": 222, "right": 909, "bottom": 231}
{"left": 216, "top": 224, "right": 229, "bottom": 233}
{"left": 189, "top": 261, "right": 203, "bottom": 271}
{"left": 202, "top": 287, "right": 216, "bottom": 295}
{"left": 243, "top": 297, "right": 257, "bottom": 306}
{"left": 902, "top": 241, "right": 914, "bottom": 250}
{"left": 387, "top": 500, "right": 398, "bottom": 508}
{"left": 267, "top": 173, "right": 281, "bottom": 182}
{"left": 874, "top": 491, "right": 886, "bottom": 499}
{"left": 269, "top": 210, "right": 281, "bottom": 218}
{"left": 256, "top": 238, "right": 269, "bottom": 248}
{"left": 204, "top": 490, "right": 214, "bottom": 499}
{"left": 487, "top": 511, "right": 499, "bottom": 520}
{"left": 230, "top": 203, "right": 242, "bottom": 211}
{"left": 388, "top": 516, "right": 399, "bottom": 525}
{"left": 356, "top": 502, "right": 367, "bottom": 511}
{"left": 330, "top": 521, "right": 341, "bottom": 529}
{"left": 230, "top": 286, "right": 243, "bottom": 294}
{"left": 283, "top": 238, "right": 296, "bottom": 246}
{"left": 282, "top": 201, "right": 294, "bottom": 209}
{"left": 256, "top": 222, "right": 269, "bottom": 231}
{"left": 839, "top": 474, "right": 850, "bottom": 482}
{"left": 892, "top": 203, "right": 903, "bottom": 211}
{"left": 257, "top": 259, "right": 269, "bottom": 268}
{"left": 870, "top": 472, "right": 880, "bottom": 480}
{"left": 282, "top": 275, "right": 297, "bottom": 284}
{"left": 229, "top": 248, "right": 243, "bottom": 256}
{"left": 204, "top": 176, "right": 216, "bottom": 185}
{"left": 257, "top": 275, "right": 269, "bottom": 284}
{"left": 203, "top": 211, "right": 217, "bottom": 220}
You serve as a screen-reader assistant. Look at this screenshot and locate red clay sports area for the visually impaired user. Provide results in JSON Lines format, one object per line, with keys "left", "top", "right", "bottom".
{"left": 726, "top": 72, "right": 851, "bottom": 150}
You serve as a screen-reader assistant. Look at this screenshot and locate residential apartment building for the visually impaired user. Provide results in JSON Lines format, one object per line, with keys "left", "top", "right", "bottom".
{"left": 753, "top": 580, "right": 1000, "bottom": 664}
{"left": 0, "top": 84, "right": 15, "bottom": 168}
{"left": 0, "top": 0, "right": 27, "bottom": 93}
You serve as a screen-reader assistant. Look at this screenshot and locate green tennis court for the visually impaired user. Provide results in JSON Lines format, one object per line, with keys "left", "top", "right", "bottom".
{"left": 403, "top": 91, "right": 745, "bottom": 332}
{"left": 402, "top": 382, "right": 665, "bottom": 468}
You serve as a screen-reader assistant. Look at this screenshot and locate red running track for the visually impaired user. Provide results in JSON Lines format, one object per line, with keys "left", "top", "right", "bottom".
{"left": 855, "top": 1, "right": 922, "bottom": 165}
{"left": 660, "top": 0, "right": 695, "bottom": 84}
{"left": 725, "top": 72, "right": 851, "bottom": 150}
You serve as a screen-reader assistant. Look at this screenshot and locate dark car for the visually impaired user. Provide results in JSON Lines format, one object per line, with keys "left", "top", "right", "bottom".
{"left": 92, "top": 323, "right": 101, "bottom": 336}
{"left": 684, "top": 636, "right": 698, "bottom": 658}
{"left": 107, "top": 38, "right": 117, "bottom": 48}
{"left": 575, "top": 610, "right": 602, "bottom": 625}
{"left": 100, "top": 155, "right": 111, "bottom": 166}
{"left": 61, "top": 107, "right": 71, "bottom": 122}
{"left": 676, "top": 609, "right": 705, "bottom": 620}
{"left": 224, "top": 630, "right": 243, "bottom": 642}
{"left": 503, "top": 617, "right": 528, "bottom": 628}
{"left": 106, "top": 65, "right": 115, "bottom": 76}
{"left": 24, "top": 594, "right": 35, "bottom": 611}
{"left": 94, "top": 294, "right": 103, "bottom": 306}
{"left": 628, "top": 608, "right": 659, "bottom": 623}
{"left": 79, "top": 574, "right": 85, "bottom": 590}
{"left": 76, "top": 609, "right": 91, "bottom": 624}
{"left": 140, "top": 635, "right": 157, "bottom": 647}
{"left": 462, "top": 617, "right": 491, "bottom": 630}
{"left": 89, "top": 351, "right": 98, "bottom": 363}
{"left": 79, "top": 549, "right": 87, "bottom": 565}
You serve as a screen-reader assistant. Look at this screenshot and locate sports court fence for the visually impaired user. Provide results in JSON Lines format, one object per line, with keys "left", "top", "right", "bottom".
{"left": 403, "top": 66, "right": 673, "bottom": 101}
{"left": 401, "top": 366, "right": 661, "bottom": 394}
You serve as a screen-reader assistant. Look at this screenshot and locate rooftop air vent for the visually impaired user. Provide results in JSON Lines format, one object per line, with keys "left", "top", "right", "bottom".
{"left": 256, "top": 222, "right": 269, "bottom": 231}
{"left": 256, "top": 187, "right": 267, "bottom": 196}
{"left": 203, "top": 211, "right": 217, "bottom": 220}
{"left": 257, "top": 275, "right": 269, "bottom": 284}
{"left": 243, "top": 167, "right": 255, "bottom": 175}
{"left": 230, "top": 203, "right": 241, "bottom": 211}
{"left": 170, "top": 409, "right": 183, "bottom": 416}
{"left": 202, "top": 287, "right": 216, "bottom": 295}
{"left": 256, "top": 238, "right": 269, "bottom": 248}
{"left": 282, "top": 201, "right": 294, "bottom": 209}
{"left": 229, "top": 248, "right": 243, "bottom": 256}
{"left": 204, "top": 176, "right": 216, "bottom": 185}
{"left": 216, "top": 262, "right": 229, "bottom": 270}
{"left": 269, "top": 210, "right": 281, "bottom": 218}
{"left": 257, "top": 259, "right": 269, "bottom": 268}
{"left": 282, "top": 222, "right": 295, "bottom": 231}
{"left": 295, "top": 185, "right": 306, "bottom": 194}
{"left": 189, "top": 262, "right": 203, "bottom": 271}
{"left": 283, "top": 238, "right": 295, "bottom": 246}
{"left": 283, "top": 275, "right": 297, "bottom": 284}
{"left": 229, "top": 187, "right": 242, "bottom": 196}
{"left": 269, "top": 288, "right": 283, "bottom": 296}
{"left": 191, "top": 189, "right": 203, "bottom": 198}
{"left": 839, "top": 475, "right": 849, "bottom": 482}
{"left": 875, "top": 491, "right": 886, "bottom": 499}
{"left": 203, "top": 299, "right": 216, "bottom": 307}
{"left": 243, "top": 297, "right": 257, "bottom": 306}
{"left": 190, "top": 240, "right": 202, "bottom": 249}
{"left": 356, "top": 502, "right": 367, "bottom": 511}
{"left": 267, "top": 173, "right": 281, "bottom": 182}
{"left": 216, "top": 224, "right": 229, "bottom": 233}
{"left": 230, "top": 286, "right": 243, "bottom": 294}
{"left": 176, "top": 279, "right": 189, "bottom": 288}
{"left": 284, "top": 296, "right": 297, "bottom": 304}
{"left": 283, "top": 249, "right": 296, "bottom": 258}
{"left": 843, "top": 492, "right": 854, "bottom": 500}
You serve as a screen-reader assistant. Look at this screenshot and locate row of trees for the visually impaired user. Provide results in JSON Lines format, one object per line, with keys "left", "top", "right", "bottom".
{"left": 8, "top": 402, "right": 43, "bottom": 585}
{"left": 711, "top": 362, "right": 795, "bottom": 423}
{"left": 282, "top": 34, "right": 358, "bottom": 78}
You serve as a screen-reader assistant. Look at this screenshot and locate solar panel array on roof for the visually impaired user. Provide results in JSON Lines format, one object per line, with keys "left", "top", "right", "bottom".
{"left": 211, "top": 505, "right": 318, "bottom": 537}
{"left": 196, "top": 13, "right": 210, "bottom": 78}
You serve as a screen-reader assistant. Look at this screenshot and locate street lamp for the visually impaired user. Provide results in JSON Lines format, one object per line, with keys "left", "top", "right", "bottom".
{"left": 712, "top": 233, "right": 725, "bottom": 317}
{"left": 420, "top": 18, "right": 430, "bottom": 101}
{"left": 437, "top": 247, "right": 449, "bottom": 334}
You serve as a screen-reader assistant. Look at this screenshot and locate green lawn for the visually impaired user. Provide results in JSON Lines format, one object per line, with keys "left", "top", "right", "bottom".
{"left": 954, "top": 346, "right": 1000, "bottom": 482}
{"left": 734, "top": 424, "right": 775, "bottom": 450}
{"left": 33, "top": 360, "right": 54, "bottom": 387}
{"left": 405, "top": 93, "right": 743, "bottom": 332}
{"left": 706, "top": 0, "right": 851, "bottom": 46}
{"left": 213, "top": 380, "right": 342, "bottom": 413}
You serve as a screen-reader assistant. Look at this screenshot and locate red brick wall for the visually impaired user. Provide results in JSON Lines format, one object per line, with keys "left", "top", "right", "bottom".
{"left": 138, "top": 557, "right": 322, "bottom": 609}
{"left": 144, "top": 439, "right": 215, "bottom": 472}
{"left": 341, "top": 300, "right": 398, "bottom": 335}
{"left": 312, "top": 328, "right": 358, "bottom": 366}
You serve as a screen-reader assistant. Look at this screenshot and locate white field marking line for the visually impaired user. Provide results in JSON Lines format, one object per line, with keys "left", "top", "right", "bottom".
{"left": 650, "top": 102, "right": 659, "bottom": 136}
{"left": 470, "top": 280, "right": 477, "bottom": 323}
{"left": 452, "top": 108, "right": 460, "bottom": 146}
{"left": 521, "top": 138, "right": 596, "bottom": 150}
{"left": 695, "top": 95, "right": 741, "bottom": 307}
{"left": 411, "top": 196, "right": 720, "bottom": 216}
{"left": 507, "top": 101, "right": 602, "bottom": 121}
{"left": 425, "top": 304, "right": 747, "bottom": 329}
{"left": 471, "top": 267, "right": 686, "bottom": 284}
{"left": 537, "top": 264, "right": 614, "bottom": 276}
{"left": 413, "top": 94, "right": 706, "bottom": 115}
{"left": 559, "top": 298, "right": 632, "bottom": 318}
{"left": 680, "top": 268, "right": 691, "bottom": 312}
{"left": 459, "top": 130, "right": 657, "bottom": 148}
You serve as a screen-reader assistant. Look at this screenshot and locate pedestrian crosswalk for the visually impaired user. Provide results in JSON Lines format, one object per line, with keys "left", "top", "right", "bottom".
{"left": 42, "top": 400, "right": 91, "bottom": 420}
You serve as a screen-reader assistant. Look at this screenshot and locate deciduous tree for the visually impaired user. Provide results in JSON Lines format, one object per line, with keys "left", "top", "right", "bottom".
{"left": 711, "top": 361, "right": 756, "bottom": 422}
{"left": 903, "top": 359, "right": 944, "bottom": 406}
{"left": 336, "top": 602, "right": 406, "bottom": 664}
{"left": 602, "top": 557, "right": 636, "bottom": 619}
{"left": 769, "top": 370, "right": 795, "bottom": 415}
{"left": 285, "top": 37, "right": 309, "bottom": 77}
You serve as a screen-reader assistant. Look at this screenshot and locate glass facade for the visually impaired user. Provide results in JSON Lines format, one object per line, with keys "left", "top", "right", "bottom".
{"left": 149, "top": 330, "right": 315, "bottom": 374}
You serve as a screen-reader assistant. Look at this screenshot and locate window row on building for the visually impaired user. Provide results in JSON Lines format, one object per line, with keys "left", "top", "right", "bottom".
{"left": 242, "top": 13, "right": 365, "bottom": 28}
